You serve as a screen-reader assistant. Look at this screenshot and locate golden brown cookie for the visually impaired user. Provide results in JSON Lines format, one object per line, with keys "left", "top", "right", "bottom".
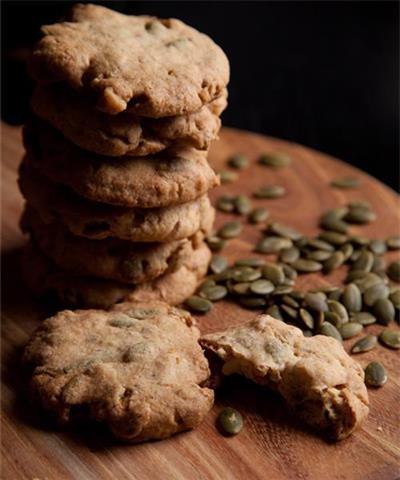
{"left": 28, "top": 4, "right": 229, "bottom": 116}
{"left": 21, "top": 240, "right": 211, "bottom": 309}
{"left": 201, "top": 315, "right": 369, "bottom": 440}
{"left": 31, "top": 85, "right": 227, "bottom": 156}
{"left": 24, "top": 119, "right": 219, "bottom": 208}
{"left": 23, "top": 300, "right": 214, "bottom": 442}
{"left": 21, "top": 205, "right": 207, "bottom": 285}
{"left": 19, "top": 162, "right": 215, "bottom": 242}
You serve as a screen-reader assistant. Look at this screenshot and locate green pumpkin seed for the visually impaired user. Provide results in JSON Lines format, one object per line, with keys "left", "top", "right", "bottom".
{"left": 281, "top": 263, "right": 298, "bottom": 280}
{"left": 259, "top": 152, "right": 291, "bottom": 168}
{"left": 342, "top": 284, "right": 362, "bottom": 312}
{"left": 324, "top": 311, "right": 343, "bottom": 328}
{"left": 210, "top": 255, "right": 228, "bottom": 274}
{"left": 364, "top": 362, "right": 387, "bottom": 387}
{"left": 318, "top": 322, "right": 342, "bottom": 342}
{"left": 328, "top": 288, "right": 343, "bottom": 301}
{"left": 319, "top": 231, "right": 348, "bottom": 246}
{"left": 281, "top": 304, "right": 298, "bottom": 320}
{"left": 219, "top": 170, "right": 238, "bottom": 184}
{"left": 200, "top": 285, "right": 227, "bottom": 301}
{"left": 371, "top": 255, "right": 386, "bottom": 274}
{"left": 304, "top": 292, "right": 328, "bottom": 312}
{"left": 369, "top": 239, "right": 387, "bottom": 255}
{"left": 235, "top": 258, "right": 265, "bottom": 267}
{"left": 319, "top": 217, "right": 349, "bottom": 234}
{"left": 323, "top": 251, "right": 345, "bottom": 273}
{"left": 281, "top": 295, "right": 300, "bottom": 309}
{"left": 327, "top": 299, "right": 349, "bottom": 324}
{"left": 350, "top": 236, "right": 370, "bottom": 247}
{"left": 250, "top": 279, "right": 275, "bottom": 295}
{"left": 239, "top": 297, "right": 267, "bottom": 308}
{"left": 350, "top": 312, "right": 376, "bottom": 325}
{"left": 279, "top": 246, "right": 300, "bottom": 264}
{"left": 373, "top": 298, "right": 395, "bottom": 325}
{"left": 345, "top": 207, "right": 376, "bottom": 224}
{"left": 351, "top": 335, "right": 377, "bottom": 353}
{"left": 267, "top": 223, "right": 302, "bottom": 241}
{"left": 265, "top": 304, "right": 283, "bottom": 320}
{"left": 254, "top": 185, "right": 286, "bottom": 199}
{"left": 199, "top": 278, "right": 216, "bottom": 289}
{"left": 386, "top": 236, "right": 400, "bottom": 250}
{"left": 232, "top": 282, "right": 251, "bottom": 295}
{"left": 347, "top": 200, "right": 370, "bottom": 209}
{"left": 261, "top": 263, "right": 285, "bottom": 285}
{"left": 233, "top": 267, "right": 262, "bottom": 282}
{"left": 387, "top": 260, "right": 400, "bottom": 282}
{"left": 299, "top": 308, "right": 315, "bottom": 329}
{"left": 379, "top": 330, "right": 400, "bottom": 349}
{"left": 218, "top": 407, "right": 243, "bottom": 435}
{"left": 248, "top": 207, "right": 269, "bottom": 224}
{"left": 291, "top": 259, "right": 323, "bottom": 273}
{"left": 330, "top": 176, "right": 360, "bottom": 189}
{"left": 307, "top": 238, "right": 335, "bottom": 252}
{"left": 216, "top": 196, "right": 235, "bottom": 213}
{"left": 234, "top": 195, "right": 252, "bottom": 215}
{"left": 363, "top": 283, "right": 389, "bottom": 307}
{"left": 228, "top": 154, "right": 248, "bottom": 169}
{"left": 307, "top": 250, "right": 332, "bottom": 262}
{"left": 345, "top": 270, "right": 368, "bottom": 283}
{"left": 303, "top": 330, "right": 313, "bottom": 337}
{"left": 214, "top": 267, "right": 240, "bottom": 282}
{"left": 218, "top": 221, "right": 242, "bottom": 239}
{"left": 185, "top": 296, "right": 213, "bottom": 313}
{"left": 255, "top": 236, "right": 293, "bottom": 254}
{"left": 206, "top": 235, "right": 225, "bottom": 252}
{"left": 354, "top": 272, "right": 384, "bottom": 292}
{"left": 339, "top": 322, "right": 363, "bottom": 339}
{"left": 290, "top": 290, "right": 306, "bottom": 301}
{"left": 389, "top": 289, "right": 400, "bottom": 309}
{"left": 352, "top": 250, "right": 374, "bottom": 272}
{"left": 272, "top": 285, "right": 294, "bottom": 296}
{"left": 340, "top": 243, "right": 354, "bottom": 261}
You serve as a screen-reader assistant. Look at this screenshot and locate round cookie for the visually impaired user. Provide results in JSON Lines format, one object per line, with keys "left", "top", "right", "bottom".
{"left": 19, "top": 162, "right": 215, "bottom": 242}
{"left": 22, "top": 300, "right": 214, "bottom": 442}
{"left": 28, "top": 3, "right": 229, "bottom": 116}
{"left": 21, "top": 206, "right": 207, "bottom": 285}
{"left": 31, "top": 85, "right": 227, "bottom": 157}
{"left": 24, "top": 119, "right": 219, "bottom": 208}
{"left": 21, "top": 240, "right": 211, "bottom": 309}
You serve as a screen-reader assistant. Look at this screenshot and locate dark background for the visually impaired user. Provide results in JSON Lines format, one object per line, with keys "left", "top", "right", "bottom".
{"left": 2, "top": 1, "right": 399, "bottom": 190}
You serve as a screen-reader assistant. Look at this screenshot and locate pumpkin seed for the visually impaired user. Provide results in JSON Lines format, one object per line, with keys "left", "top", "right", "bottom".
{"left": 281, "top": 263, "right": 297, "bottom": 280}
{"left": 218, "top": 407, "right": 243, "bottom": 435}
{"left": 324, "top": 311, "right": 343, "bottom": 328}
{"left": 291, "top": 259, "right": 323, "bottom": 273}
{"left": 214, "top": 268, "right": 240, "bottom": 282}
{"left": 369, "top": 239, "right": 387, "bottom": 255}
{"left": 185, "top": 296, "right": 213, "bottom": 313}
{"left": 371, "top": 255, "right": 386, "bottom": 274}
{"left": 199, "top": 278, "right": 216, "bottom": 289}
{"left": 373, "top": 298, "right": 395, "bottom": 325}
{"left": 234, "top": 195, "right": 252, "bottom": 215}
{"left": 228, "top": 154, "right": 248, "bottom": 169}
{"left": 354, "top": 272, "right": 383, "bottom": 292}
{"left": 348, "top": 200, "right": 370, "bottom": 209}
{"left": 255, "top": 236, "right": 293, "bottom": 254}
{"left": 345, "top": 270, "right": 367, "bottom": 283}
{"left": 218, "top": 221, "right": 242, "bottom": 239}
{"left": 281, "top": 295, "right": 300, "bottom": 309}
{"left": 307, "top": 250, "right": 332, "bottom": 262}
{"left": 272, "top": 286, "right": 293, "bottom": 296}
{"left": 248, "top": 207, "right": 269, "bottom": 224}
{"left": 319, "top": 231, "right": 348, "bottom": 246}
{"left": 235, "top": 258, "right": 265, "bottom": 268}
{"left": 290, "top": 290, "right": 306, "bottom": 301}
{"left": 239, "top": 297, "right": 267, "bottom": 308}
{"left": 318, "top": 322, "right": 342, "bottom": 342}
{"left": 323, "top": 251, "right": 345, "bottom": 273}
{"left": 200, "top": 285, "right": 227, "bottom": 301}
{"left": 279, "top": 246, "right": 300, "bottom": 264}
{"left": 389, "top": 289, "right": 400, "bottom": 309}
{"left": 303, "top": 330, "right": 313, "bottom": 337}
{"left": 261, "top": 263, "right": 285, "bottom": 285}
{"left": 299, "top": 308, "right": 315, "bottom": 329}
{"left": 233, "top": 267, "right": 262, "bottom": 283}
{"left": 350, "top": 312, "right": 376, "bottom": 325}
{"left": 352, "top": 250, "right": 374, "bottom": 272}
{"left": 330, "top": 176, "right": 360, "bottom": 189}
{"left": 379, "top": 330, "right": 400, "bottom": 349}
{"left": 339, "top": 322, "right": 363, "bottom": 339}
{"left": 219, "top": 170, "right": 238, "bottom": 184}
{"left": 328, "top": 288, "right": 343, "bottom": 301}
{"left": 232, "top": 282, "right": 251, "bottom": 295}
{"left": 350, "top": 236, "right": 370, "bottom": 247}
{"left": 363, "top": 283, "right": 389, "bottom": 307}
{"left": 267, "top": 223, "right": 302, "bottom": 241}
{"left": 345, "top": 207, "right": 376, "bottom": 224}
{"left": 387, "top": 260, "right": 400, "bottom": 282}
{"left": 305, "top": 292, "right": 328, "bottom": 312}
{"left": 250, "top": 279, "right": 275, "bottom": 295}
{"left": 254, "top": 185, "right": 286, "bottom": 199}
{"left": 259, "top": 152, "right": 291, "bottom": 168}
{"left": 206, "top": 235, "right": 225, "bottom": 252}
{"left": 327, "top": 299, "right": 349, "bottom": 324}
{"left": 216, "top": 196, "right": 235, "bottom": 213}
{"left": 319, "top": 217, "right": 349, "bottom": 234}
{"left": 340, "top": 243, "right": 354, "bottom": 261}
{"left": 342, "top": 284, "right": 362, "bottom": 312}
{"left": 210, "top": 255, "right": 228, "bottom": 274}
{"left": 307, "top": 238, "right": 334, "bottom": 252}
{"left": 386, "top": 236, "right": 400, "bottom": 250}
{"left": 364, "top": 362, "right": 387, "bottom": 387}
{"left": 351, "top": 335, "right": 377, "bottom": 353}
{"left": 281, "top": 304, "right": 298, "bottom": 320}
{"left": 265, "top": 304, "right": 283, "bottom": 320}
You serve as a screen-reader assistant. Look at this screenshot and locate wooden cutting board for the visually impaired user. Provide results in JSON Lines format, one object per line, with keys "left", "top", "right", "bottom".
{"left": 2, "top": 123, "right": 399, "bottom": 480}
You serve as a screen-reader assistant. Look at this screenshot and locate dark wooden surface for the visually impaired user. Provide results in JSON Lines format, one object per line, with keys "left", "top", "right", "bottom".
{"left": 1, "top": 124, "right": 399, "bottom": 480}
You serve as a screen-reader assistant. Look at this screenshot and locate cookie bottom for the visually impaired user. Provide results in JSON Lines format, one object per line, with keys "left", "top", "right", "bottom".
{"left": 21, "top": 241, "right": 211, "bottom": 309}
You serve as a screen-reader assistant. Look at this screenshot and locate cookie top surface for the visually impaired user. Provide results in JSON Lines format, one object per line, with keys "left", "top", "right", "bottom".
{"left": 19, "top": 162, "right": 215, "bottom": 242}
{"left": 21, "top": 205, "right": 205, "bottom": 285}
{"left": 31, "top": 85, "right": 227, "bottom": 156}
{"left": 23, "top": 301, "right": 214, "bottom": 441}
{"left": 24, "top": 120, "right": 219, "bottom": 208}
{"left": 202, "top": 315, "right": 369, "bottom": 440}
{"left": 29, "top": 4, "right": 230, "bottom": 116}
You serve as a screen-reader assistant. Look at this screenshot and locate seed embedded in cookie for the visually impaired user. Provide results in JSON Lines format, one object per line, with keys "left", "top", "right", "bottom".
{"left": 23, "top": 301, "right": 214, "bottom": 442}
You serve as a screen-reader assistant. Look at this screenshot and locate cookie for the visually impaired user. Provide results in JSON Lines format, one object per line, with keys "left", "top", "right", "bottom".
{"left": 201, "top": 315, "right": 369, "bottom": 440}
{"left": 22, "top": 300, "right": 214, "bottom": 442}
{"left": 24, "top": 120, "right": 219, "bottom": 208}
{"left": 22, "top": 239, "right": 211, "bottom": 309}
{"left": 19, "top": 162, "right": 215, "bottom": 242}
{"left": 28, "top": 4, "right": 229, "bottom": 116}
{"left": 31, "top": 85, "right": 227, "bottom": 157}
{"left": 21, "top": 205, "right": 207, "bottom": 285}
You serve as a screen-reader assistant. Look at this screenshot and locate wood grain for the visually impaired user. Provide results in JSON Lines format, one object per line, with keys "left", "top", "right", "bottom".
{"left": 1, "top": 123, "right": 399, "bottom": 480}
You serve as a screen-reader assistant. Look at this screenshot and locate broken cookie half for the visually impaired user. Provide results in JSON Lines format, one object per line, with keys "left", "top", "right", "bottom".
{"left": 23, "top": 301, "right": 213, "bottom": 442}
{"left": 201, "top": 314, "right": 369, "bottom": 440}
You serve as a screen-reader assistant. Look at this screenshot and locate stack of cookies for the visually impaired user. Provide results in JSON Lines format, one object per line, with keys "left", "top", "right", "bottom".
{"left": 18, "top": 4, "right": 229, "bottom": 309}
